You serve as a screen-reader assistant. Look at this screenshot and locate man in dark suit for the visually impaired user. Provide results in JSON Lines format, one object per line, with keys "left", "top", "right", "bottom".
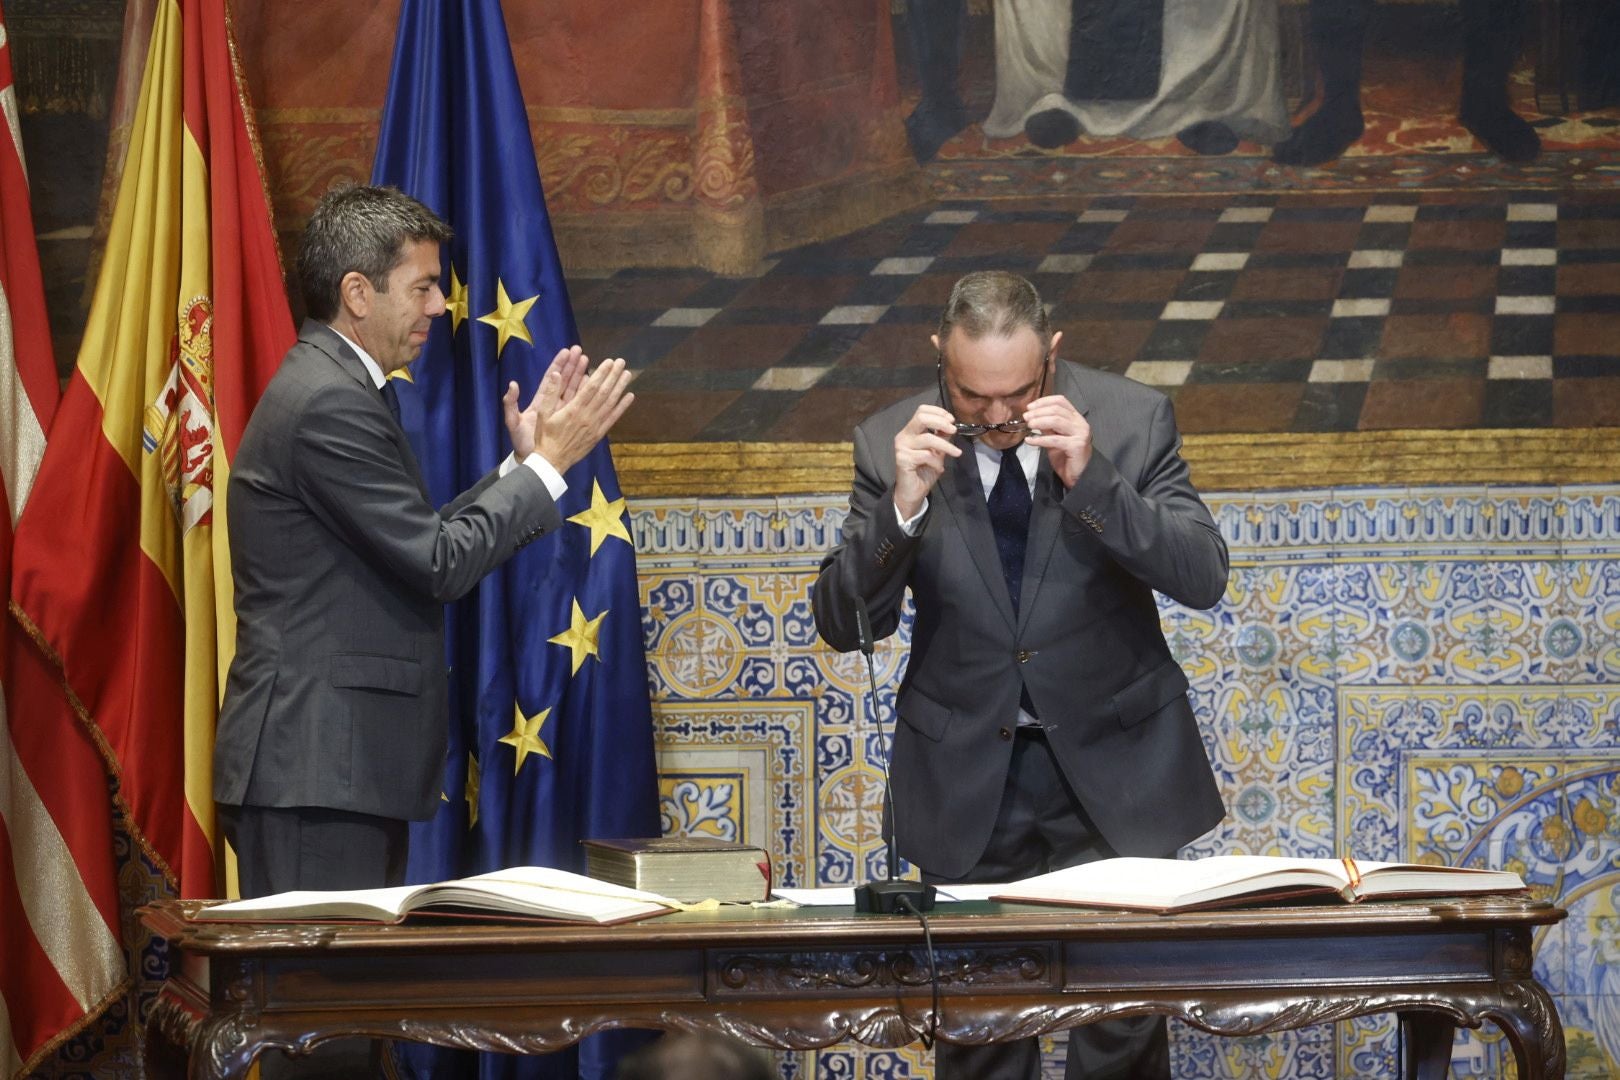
{"left": 813, "top": 271, "right": 1228, "bottom": 1078}
{"left": 214, "top": 183, "right": 633, "bottom": 903}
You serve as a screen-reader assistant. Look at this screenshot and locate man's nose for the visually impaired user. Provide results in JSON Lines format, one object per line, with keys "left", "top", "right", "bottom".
{"left": 426, "top": 285, "right": 447, "bottom": 317}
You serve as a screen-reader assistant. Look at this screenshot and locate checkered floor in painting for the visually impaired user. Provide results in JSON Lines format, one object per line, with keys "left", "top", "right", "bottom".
{"left": 570, "top": 189, "right": 1620, "bottom": 442}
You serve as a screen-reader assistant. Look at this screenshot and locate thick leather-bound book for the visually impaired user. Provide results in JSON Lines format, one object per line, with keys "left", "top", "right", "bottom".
{"left": 194, "top": 866, "right": 674, "bottom": 924}
{"left": 993, "top": 856, "right": 1527, "bottom": 914}
{"left": 583, "top": 836, "right": 773, "bottom": 904}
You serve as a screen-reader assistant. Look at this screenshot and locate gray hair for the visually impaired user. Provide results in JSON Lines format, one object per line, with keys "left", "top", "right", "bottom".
{"left": 937, "top": 270, "right": 1050, "bottom": 350}
{"left": 298, "top": 183, "right": 452, "bottom": 322}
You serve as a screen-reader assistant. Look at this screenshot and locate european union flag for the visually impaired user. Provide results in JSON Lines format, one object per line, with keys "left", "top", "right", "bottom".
{"left": 371, "top": 2, "right": 660, "bottom": 1077}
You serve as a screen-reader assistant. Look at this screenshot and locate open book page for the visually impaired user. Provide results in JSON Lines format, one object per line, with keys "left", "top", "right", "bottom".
{"left": 991, "top": 856, "right": 1525, "bottom": 913}
{"left": 197, "top": 884, "right": 426, "bottom": 922}
{"left": 1343, "top": 860, "right": 1525, "bottom": 900}
{"left": 423, "top": 866, "right": 674, "bottom": 920}
{"left": 197, "top": 866, "right": 676, "bottom": 923}
{"left": 992, "top": 856, "right": 1355, "bottom": 912}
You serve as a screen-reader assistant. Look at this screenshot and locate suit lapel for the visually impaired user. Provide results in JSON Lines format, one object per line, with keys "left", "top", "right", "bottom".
{"left": 1017, "top": 361, "right": 1092, "bottom": 634}
{"left": 302, "top": 321, "right": 433, "bottom": 502}
{"left": 936, "top": 436, "right": 1018, "bottom": 633}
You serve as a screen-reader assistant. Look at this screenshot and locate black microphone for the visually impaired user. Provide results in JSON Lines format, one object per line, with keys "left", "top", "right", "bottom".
{"left": 850, "top": 596, "right": 936, "bottom": 915}
{"left": 854, "top": 598, "right": 875, "bottom": 657}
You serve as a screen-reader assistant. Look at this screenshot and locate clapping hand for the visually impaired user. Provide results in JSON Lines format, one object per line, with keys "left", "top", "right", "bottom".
{"left": 503, "top": 346, "right": 634, "bottom": 472}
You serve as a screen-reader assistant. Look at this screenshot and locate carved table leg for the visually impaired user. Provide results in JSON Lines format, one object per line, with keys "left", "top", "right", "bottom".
{"left": 1480, "top": 982, "right": 1566, "bottom": 1080}
{"left": 1399, "top": 1011, "right": 1455, "bottom": 1080}
{"left": 189, "top": 1015, "right": 263, "bottom": 1080}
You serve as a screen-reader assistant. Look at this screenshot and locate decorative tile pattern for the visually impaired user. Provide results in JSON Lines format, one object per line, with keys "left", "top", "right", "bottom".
{"left": 653, "top": 700, "right": 816, "bottom": 889}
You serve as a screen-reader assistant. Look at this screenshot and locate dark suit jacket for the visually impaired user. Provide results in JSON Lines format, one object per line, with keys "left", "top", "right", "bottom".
{"left": 213, "top": 320, "right": 560, "bottom": 822}
{"left": 813, "top": 360, "right": 1228, "bottom": 878}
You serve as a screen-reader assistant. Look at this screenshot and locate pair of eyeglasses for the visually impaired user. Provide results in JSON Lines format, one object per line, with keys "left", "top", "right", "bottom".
{"left": 935, "top": 352, "right": 1050, "bottom": 438}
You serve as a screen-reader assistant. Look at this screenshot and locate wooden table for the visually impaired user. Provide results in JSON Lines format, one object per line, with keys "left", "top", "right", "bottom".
{"left": 140, "top": 896, "right": 1566, "bottom": 1079}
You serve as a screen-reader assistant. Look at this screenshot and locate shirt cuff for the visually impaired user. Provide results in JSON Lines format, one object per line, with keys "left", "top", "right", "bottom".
{"left": 499, "top": 452, "right": 568, "bottom": 502}
{"left": 895, "top": 497, "right": 929, "bottom": 536}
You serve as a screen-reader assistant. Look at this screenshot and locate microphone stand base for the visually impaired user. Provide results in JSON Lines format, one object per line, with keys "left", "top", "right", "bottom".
{"left": 854, "top": 880, "right": 937, "bottom": 914}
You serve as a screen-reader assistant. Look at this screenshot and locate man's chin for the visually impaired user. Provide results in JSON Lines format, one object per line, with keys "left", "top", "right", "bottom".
{"left": 982, "top": 432, "right": 1025, "bottom": 451}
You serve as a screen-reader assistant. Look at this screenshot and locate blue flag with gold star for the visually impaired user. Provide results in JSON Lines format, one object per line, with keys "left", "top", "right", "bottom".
{"left": 371, "top": 2, "right": 660, "bottom": 1077}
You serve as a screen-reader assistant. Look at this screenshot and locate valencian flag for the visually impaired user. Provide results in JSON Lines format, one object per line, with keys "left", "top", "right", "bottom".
{"left": 371, "top": 1, "right": 660, "bottom": 1078}
{"left": 0, "top": 3, "right": 125, "bottom": 1073}
{"left": 9, "top": 0, "right": 295, "bottom": 933}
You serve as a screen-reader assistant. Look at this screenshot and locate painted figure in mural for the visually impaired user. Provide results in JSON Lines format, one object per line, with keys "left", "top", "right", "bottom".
{"left": 212, "top": 184, "right": 632, "bottom": 1073}
{"left": 983, "top": 0, "right": 1290, "bottom": 154}
{"left": 813, "top": 271, "right": 1229, "bottom": 1078}
{"left": 1276, "top": 0, "right": 1539, "bottom": 164}
{"left": 901, "top": 0, "right": 1287, "bottom": 159}
{"left": 900, "top": 0, "right": 975, "bottom": 159}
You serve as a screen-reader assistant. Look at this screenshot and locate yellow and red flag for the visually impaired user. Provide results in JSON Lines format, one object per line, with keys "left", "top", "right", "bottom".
{"left": 0, "top": 2, "right": 127, "bottom": 1073}
{"left": 9, "top": 0, "right": 294, "bottom": 925}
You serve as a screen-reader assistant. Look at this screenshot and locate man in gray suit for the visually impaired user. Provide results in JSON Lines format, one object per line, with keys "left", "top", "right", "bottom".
{"left": 813, "top": 270, "right": 1228, "bottom": 1079}
{"left": 214, "top": 184, "right": 633, "bottom": 905}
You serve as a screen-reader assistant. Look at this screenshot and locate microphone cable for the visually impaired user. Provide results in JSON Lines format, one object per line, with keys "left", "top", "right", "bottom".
{"left": 896, "top": 894, "right": 941, "bottom": 1050}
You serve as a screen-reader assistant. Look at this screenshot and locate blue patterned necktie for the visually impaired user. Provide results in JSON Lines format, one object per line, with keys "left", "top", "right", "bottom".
{"left": 381, "top": 378, "right": 402, "bottom": 427}
{"left": 987, "top": 445, "right": 1032, "bottom": 612}
{"left": 987, "top": 445, "right": 1040, "bottom": 719}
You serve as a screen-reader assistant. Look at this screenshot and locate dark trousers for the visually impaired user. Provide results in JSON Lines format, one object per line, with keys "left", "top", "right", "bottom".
{"left": 923, "top": 731, "right": 1172, "bottom": 1080}
{"left": 219, "top": 804, "right": 410, "bottom": 1079}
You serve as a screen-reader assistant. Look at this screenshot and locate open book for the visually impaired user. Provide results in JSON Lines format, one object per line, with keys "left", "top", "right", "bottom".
{"left": 195, "top": 865, "right": 676, "bottom": 925}
{"left": 992, "top": 856, "right": 1527, "bottom": 914}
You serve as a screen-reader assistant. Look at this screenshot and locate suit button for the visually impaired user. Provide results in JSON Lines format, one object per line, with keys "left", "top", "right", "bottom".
{"left": 1016, "top": 650, "right": 1032, "bottom": 663}
{"left": 998, "top": 727, "right": 1012, "bottom": 741}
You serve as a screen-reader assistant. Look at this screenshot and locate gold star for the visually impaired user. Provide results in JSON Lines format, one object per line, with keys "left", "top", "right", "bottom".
{"left": 499, "top": 703, "right": 553, "bottom": 774}
{"left": 385, "top": 368, "right": 414, "bottom": 385}
{"left": 567, "top": 480, "right": 632, "bottom": 556}
{"left": 548, "top": 599, "right": 607, "bottom": 675}
{"left": 476, "top": 279, "right": 538, "bottom": 357}
{"left": 445, "top": 266, "right": 469, "bottom": 334}
{"left": 465, "top": 754, "right": 481, "bottom": 827}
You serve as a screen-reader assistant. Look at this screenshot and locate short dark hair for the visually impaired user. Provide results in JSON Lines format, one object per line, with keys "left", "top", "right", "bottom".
{"left": 937, "top": 270, "right": 1050, "bottom": 351}
{"left": 297, "top": 183, "right": 452, "bottom": 322}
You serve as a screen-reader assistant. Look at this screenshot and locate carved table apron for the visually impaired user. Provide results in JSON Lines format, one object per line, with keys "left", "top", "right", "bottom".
{"left": 140, "top": 896, "right": 1566, "bottom": 1079}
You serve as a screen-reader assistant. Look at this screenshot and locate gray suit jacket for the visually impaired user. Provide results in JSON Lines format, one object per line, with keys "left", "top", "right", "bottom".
{"left": 813, "top": 359, "right": 1228, "bottom": 878}
{"left": 213, "top": 321, "right": 560, "bottom": 821}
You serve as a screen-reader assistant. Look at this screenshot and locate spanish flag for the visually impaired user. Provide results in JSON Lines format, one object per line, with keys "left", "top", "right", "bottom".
{"left": 9, "top": 0, "right": 294, "bottom": 915}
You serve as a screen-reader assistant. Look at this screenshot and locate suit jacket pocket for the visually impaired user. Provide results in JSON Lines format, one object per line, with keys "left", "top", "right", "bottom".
{"left": 897, "top": 685, "right": 954, "bottom": 742}
{"left": 1111, "top": 657, "right": 1190, "bottom": 729}
{"left": 330, "top": 652, "right": 423, "bottom": 696}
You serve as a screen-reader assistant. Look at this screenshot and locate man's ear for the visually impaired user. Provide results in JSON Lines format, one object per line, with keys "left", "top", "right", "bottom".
{"left": 338, "top": 270, "right": 372, "bottom": 320}
{"left": 1047, "top": 329, "right": 1063, "bottom": 366}
{"left": 930, "top": 332, "right": 941, "bottom": 354}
